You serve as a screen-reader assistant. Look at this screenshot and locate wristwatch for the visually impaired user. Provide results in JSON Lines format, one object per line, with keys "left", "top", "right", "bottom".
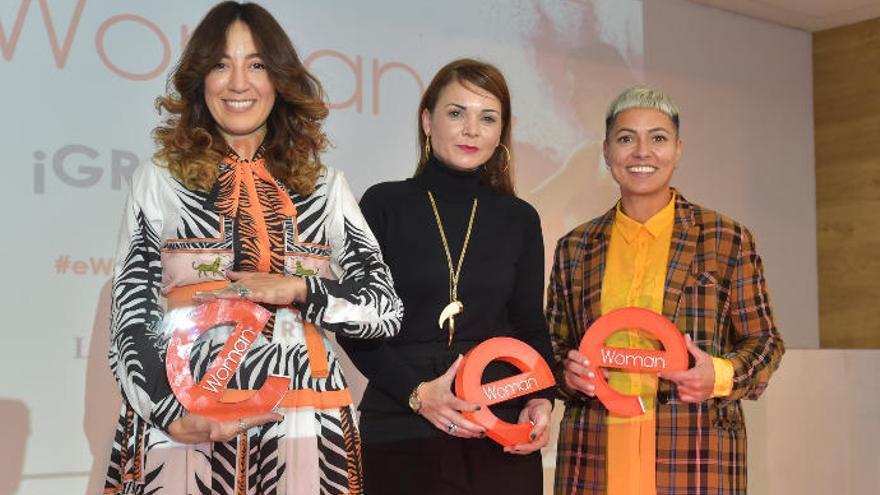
{"left": 408, "top": 382, "right": 425, "bottom": 413}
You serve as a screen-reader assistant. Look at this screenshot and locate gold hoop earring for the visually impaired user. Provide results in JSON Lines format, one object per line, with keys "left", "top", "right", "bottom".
{"left": 497, "top": 143, "right": 511, "bottom": 173}
{"left": 423, "top": 134, "right": 432, "bottom": 163}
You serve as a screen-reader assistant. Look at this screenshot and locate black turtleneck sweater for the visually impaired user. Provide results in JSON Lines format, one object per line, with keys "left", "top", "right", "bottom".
{"left": 337, "top": 156, "right": 553, "bottom": 442}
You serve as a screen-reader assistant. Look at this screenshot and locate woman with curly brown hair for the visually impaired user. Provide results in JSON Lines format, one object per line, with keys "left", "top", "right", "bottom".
{"left": 104, "top": 2, "right": 402, "bottom": 494}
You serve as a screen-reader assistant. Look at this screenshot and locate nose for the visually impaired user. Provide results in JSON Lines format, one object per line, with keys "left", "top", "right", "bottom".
{"left": 634, "top": 136, "right": 651, "bottom": 157}
{"left": 462, "top": 114, "right": 480, "bottom": 137}
{"left": 228, "top": 64, "right": 248, "bottom": 92}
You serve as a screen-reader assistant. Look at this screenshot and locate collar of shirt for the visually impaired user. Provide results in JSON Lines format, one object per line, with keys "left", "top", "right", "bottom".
{"left": 613, "top": 192, "right": 677, "bottom": 244}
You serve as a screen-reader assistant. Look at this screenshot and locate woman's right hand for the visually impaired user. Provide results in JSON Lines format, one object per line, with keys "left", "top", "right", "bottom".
{"left": 563, "top": 349, "right": 609, "bottom": 397}
{"left": 417, "top": 355, "right": 485, "bottom": 439}
{"left": 167, "top": 411, "right": 283, "bottom": 444}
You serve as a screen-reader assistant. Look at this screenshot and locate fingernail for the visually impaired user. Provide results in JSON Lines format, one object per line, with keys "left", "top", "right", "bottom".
{"left": 587, "top": 371, "right": 595, "bottom": 379}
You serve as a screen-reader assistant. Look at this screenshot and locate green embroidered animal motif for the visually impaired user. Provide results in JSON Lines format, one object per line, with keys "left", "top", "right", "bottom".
{"left": 294, "top": 260, "right": 317, "bottom": 277}
{"left": 192, "top": 257, "right": 223, "bottom": 278}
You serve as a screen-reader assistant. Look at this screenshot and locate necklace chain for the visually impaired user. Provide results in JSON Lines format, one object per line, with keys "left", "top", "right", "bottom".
{"left": 427, "top": 191, "right": 478, "bottom": 341}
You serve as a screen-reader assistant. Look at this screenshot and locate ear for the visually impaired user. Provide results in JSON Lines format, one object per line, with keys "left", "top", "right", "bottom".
{"left": 602, "top": 138, "right": 610, "bottom": 164}
{"left": 421, "top": 108, "right": 432, "bottom": 137}
{"left": 674, "top": 137, "right": 683, "bottom": 163}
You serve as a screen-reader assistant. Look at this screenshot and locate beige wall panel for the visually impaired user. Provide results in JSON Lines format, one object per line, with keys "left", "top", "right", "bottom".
{"left": 744, "top": 349, "right": 880, "bottom": 494}
{"left": 814, "top": 17, "right": 880, "bottom": 348}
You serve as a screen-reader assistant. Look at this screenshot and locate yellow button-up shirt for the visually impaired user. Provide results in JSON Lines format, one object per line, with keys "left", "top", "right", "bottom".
{"left": 601, "top": 193, "right": 733, "bottom": 495}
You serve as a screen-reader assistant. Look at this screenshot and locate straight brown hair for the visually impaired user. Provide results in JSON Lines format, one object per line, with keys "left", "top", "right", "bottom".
{"left": 415, "top": 58, "right": 515, "bottom": 195}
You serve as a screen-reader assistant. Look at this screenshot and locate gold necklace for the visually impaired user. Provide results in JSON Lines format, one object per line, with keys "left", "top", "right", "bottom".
{"left": 427, "top": 191, "right": 478, "bottom": 346}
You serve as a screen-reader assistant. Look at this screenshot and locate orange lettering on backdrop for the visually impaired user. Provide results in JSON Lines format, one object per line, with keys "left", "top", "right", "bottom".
{"left": 179, "top": 24, "right": 191, "bottom": 49}
{"left": 37, "top": 0, "right": 85, "bottom": 68}
{"left": 371, "top": 59, "right": 424, "bottom": 115}
{"left": 95, "top": 14, "right": 171, "bottom": 81}
{"left": 304, "top": 49, "right": 364, "bottom": 112}
{"left": 577, "top": 307, "right": 688, "bottom": 416}
{"left": 0, "top": 3, "right": 426, "bottom": 102}
{"left": 0, "top": 0, "right": 32, "bottom": 60}
{"left": 89, "top": 256, "right": 113, "bottom": 275}
{"left": 165, "top": 299, "right": 290, "bottom": 422}
{"left": 0, "top": 0, "right": 85, "bottom": 65}
{"left": 455, "top": 337, "right": 555, "bottom": 447}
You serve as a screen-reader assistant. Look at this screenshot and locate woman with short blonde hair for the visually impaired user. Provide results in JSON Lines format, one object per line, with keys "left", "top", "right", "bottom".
{"left": 549, "top": 85, "right": 784, "bottom": 495}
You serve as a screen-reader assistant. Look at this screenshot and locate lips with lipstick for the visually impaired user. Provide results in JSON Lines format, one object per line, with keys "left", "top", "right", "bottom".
{"left": 457, "top": 144, "right": 479, "bottom": 154}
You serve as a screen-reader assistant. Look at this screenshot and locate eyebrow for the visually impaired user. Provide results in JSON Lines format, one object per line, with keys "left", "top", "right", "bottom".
{"left": 615, "top": 126, "right": 672, "bottom": 134}
{"left": 220, "top": 52, "right": 263, "bottom": 59}
{"left": 445, "top": 103, "right": 500, "bottom": 114}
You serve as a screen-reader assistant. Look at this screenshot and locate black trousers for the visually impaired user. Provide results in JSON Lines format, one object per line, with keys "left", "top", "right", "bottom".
{"left": 361, "top": 433, "right": 543, "bottom": 495}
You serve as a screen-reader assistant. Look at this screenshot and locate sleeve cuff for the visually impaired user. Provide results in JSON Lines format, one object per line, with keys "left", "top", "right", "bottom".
{"left": 299, "top": 276, "right": 325, "bottom": 324}
{"left": 149, "top": 395, "right": 187, "bottom": 433}
{"left": 711, "top": 357, "right": 734, "bottom": 398}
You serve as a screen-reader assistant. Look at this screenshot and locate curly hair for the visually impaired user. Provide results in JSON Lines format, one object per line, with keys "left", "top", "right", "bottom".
{"left": 153, "top": 1, "right": 328, "bottom": 195}
{"left": 415, "top": 58, "right": 515, "bottom": 196}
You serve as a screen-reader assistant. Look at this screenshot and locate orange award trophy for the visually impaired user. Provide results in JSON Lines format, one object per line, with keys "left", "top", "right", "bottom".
{"left": 455, "top": 337, "right": 555, "bottom": 446}
{"left": 165, "top": 299, "right": 290, "bottom": 421}
{"left": 578, "top": 307, "right": 688, "bottom": 416}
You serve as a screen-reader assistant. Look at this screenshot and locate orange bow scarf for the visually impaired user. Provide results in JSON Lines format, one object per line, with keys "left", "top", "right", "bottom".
{"left": 213, "top": 150, "right": 295, "bottom": 274}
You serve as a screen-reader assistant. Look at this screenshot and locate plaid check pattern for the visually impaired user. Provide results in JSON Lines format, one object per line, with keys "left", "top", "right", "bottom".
{"left": 547, "top": 191, "right": 784, "bottom": 495}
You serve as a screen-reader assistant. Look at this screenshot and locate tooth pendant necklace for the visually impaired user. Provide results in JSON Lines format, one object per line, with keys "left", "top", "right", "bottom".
{"left": 427, "top": 191, "right": 478, "bottom": 346}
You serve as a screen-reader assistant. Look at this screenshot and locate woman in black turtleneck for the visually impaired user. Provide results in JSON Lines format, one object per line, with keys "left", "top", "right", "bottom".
{"left": 337, "top": 59, "right": 553, "bottom": 494}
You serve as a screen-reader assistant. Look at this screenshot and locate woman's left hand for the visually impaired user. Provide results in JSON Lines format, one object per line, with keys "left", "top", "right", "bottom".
{"left": 503, "top": 398, "right": 552, "bottom": 455}
{"left": 194, "top": 271, "right": 308, "bottom": 306}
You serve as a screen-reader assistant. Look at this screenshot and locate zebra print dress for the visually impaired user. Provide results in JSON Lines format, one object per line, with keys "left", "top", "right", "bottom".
{"left": 104, "top": 151, "right": 403, "bottom": 494}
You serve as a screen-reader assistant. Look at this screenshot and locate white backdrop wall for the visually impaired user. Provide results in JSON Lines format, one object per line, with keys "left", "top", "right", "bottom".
{"left": 642, "top": 0, "right": 818, "bottom": 352}
{"left": 0, "top": 1, "right": 818, "bottom": 494}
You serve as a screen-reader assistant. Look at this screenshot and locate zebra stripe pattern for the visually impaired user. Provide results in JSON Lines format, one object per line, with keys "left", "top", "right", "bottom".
{"left": 104, "top": 162, "right": 401, "bottom": 494}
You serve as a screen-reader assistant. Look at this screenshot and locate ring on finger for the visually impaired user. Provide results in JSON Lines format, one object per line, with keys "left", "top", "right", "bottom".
{"left": 447, "top": 422, "right": 457, "bottom": 434}
{"left": 228, "top": 283, "right": 251, "bottom": 298}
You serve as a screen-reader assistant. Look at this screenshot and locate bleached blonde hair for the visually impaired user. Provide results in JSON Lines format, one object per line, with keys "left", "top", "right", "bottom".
{"left": 605, "top": 86, "right": 680, "bottom": 138}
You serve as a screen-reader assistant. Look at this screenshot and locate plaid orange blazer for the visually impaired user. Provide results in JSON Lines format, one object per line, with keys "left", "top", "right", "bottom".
{"left": 547, "top": 191, "right": 784, "bottom": 495}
